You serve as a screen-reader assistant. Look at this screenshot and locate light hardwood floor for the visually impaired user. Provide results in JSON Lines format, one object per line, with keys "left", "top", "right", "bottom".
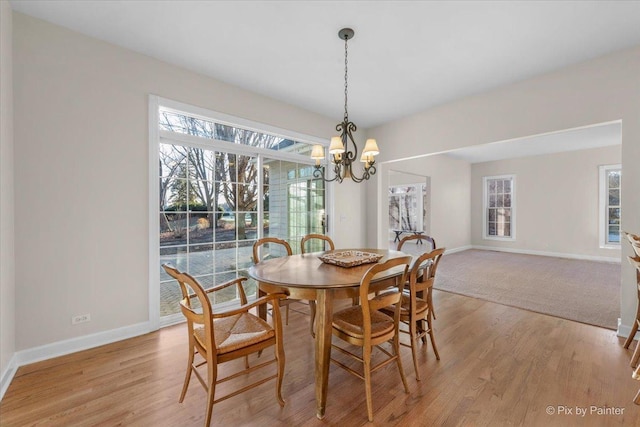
{"left": 2, "top": 291, "right": 639, "bottom": 426}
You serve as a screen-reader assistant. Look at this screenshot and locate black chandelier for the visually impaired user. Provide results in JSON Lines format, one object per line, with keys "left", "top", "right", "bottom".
{"left": 311, "top": 28, "right": 379, "bottom": 183}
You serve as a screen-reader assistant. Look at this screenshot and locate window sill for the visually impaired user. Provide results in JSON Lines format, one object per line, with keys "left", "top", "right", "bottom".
{"left": 483, "top": 236, "right": 516, "bottom": 242}
{"left": 600, "top": 244, "right": 621, "bottom": 250}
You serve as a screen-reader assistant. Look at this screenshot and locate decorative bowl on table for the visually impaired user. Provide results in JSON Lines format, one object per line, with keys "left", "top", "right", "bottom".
{"left": 318, "top": 250, "right": 384, "bottom": 268}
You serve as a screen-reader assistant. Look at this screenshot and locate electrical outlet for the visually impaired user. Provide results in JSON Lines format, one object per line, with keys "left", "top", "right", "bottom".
{"left": 72, "top": 313, "right": 91, "bottom": 325}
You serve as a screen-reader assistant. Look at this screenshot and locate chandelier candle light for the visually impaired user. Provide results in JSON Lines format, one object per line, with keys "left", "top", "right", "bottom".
{"left": 311, "top": 28, "right": 379, "bottom": 183}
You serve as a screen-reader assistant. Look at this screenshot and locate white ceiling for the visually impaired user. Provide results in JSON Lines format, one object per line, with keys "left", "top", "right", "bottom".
{"left": 10, "top": 0, "right": 640, "bottom": 130}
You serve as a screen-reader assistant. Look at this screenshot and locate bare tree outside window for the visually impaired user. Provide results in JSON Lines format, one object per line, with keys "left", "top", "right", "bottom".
{"left": 388, "top": 185, "right": 424, "bottom": 232}
{"left": 159, "top": 111, "right": 288, "bottom": 239}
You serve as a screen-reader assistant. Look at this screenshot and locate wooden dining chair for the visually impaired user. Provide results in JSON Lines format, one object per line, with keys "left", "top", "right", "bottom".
{"left": 300, "top": 233, "right": 335, "bottom": 254}
{"left": 161, "top": 264, "right": 286, "bottom": 426}
{"left": 629, "top": 255, "right": 640, "bottom": 405}
{"left": 300, "top": 234, "right": 335, "bottom": 337}
{"left": 252, "top": 237, "right": 307, "bottom": 326}
{"left": 397, "top": 234, "right": 439, "bottom": 320}
{"left": 381, "top": 248, "right": 445, "bottom": 380}
{"left": 624, "top": 232, "right": 640, "bottom": 354}
{"left": 627, "top": 255, "right": 640, "bottom": 369}
{"left": 633, "top": 362, "right": 640, "bottom": 405}
{"left": 330, "top": 256, "right": 412, "bottom": 422}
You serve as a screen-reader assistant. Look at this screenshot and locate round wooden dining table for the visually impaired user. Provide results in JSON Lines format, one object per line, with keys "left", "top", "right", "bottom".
{"left": 248, "top": 248, "right": 409, "bottom": 419}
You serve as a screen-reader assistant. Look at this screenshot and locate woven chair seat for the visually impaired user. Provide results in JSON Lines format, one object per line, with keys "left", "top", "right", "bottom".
{"left": 381, "top": 294, "right": 429, "bottom": 317}
{"left": 194, "top": 312, "right": 274, "bottom": 354}
{"left": 332, "top": 305, "right": 394, "bottom": 339}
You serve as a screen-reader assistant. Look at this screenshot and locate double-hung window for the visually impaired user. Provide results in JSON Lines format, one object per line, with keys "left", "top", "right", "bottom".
{"left": 483, "top": 175, "right": 515, "bottom": 240}
{"left": 599, "top": 165, "right": 621, "bottom": 247}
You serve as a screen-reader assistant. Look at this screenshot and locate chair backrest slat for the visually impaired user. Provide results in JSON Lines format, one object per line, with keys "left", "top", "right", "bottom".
{"left": 410, "top": 248, "right": 445, "bottom": 295}
{"left": 300, "top": 234, "right": 335, "bottom": 254}
{"left": 359, "top": 256, "right": 411, "bottom": 331}
{"left": 162, "top": 264, "right": 215, "bottom": 349}
{"left": 253, "top": 237, "right": 293, "bottom": 264}
{"left": 162, "top": 263, "right": 192, "bottom": 306}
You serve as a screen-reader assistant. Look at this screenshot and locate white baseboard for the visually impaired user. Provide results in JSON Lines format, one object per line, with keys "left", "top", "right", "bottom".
{"left": 471, "top": 245, "right": 620, "bottom": 263}
{"left": 617, "top": 319, "right": 637, "bottom": 340}
{"left": 15, "top": 321, "right": 152, "bottom": 367}
{"left": 0, "top": 321, "right": 152, "bottom": 401}
{"left": 0, "top": 354, "right": 18, "bottom": 401}
{"left": 443, "top": 245, "right": 473, "bottom": 255}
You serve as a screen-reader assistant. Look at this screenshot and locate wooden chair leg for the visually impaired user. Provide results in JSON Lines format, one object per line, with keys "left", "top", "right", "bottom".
{"left": 285, "top": 303, "right": 289, "bottom": 325}
{"left": 409, "top": 318, "right": 421, "bottom": 381}
{"left": 179, "top": 346, "right": 195, "bottom": 402}
{"left": 275, "top": 339, "right": 285, "bottom": 406}
{"left": 633, "top": 364, "right": 640, "bottom": 404}
{"left": 204, "top": 385, "right": 215, "bottom": 427}
{"left": 428, "top": 291, "right": 437, "bottom": 320}
{"left": 420, "top": 319, "right": 427, "bottom": 344}
{"left": 394, "top": 333, "right": 409, "bottom": 393}
{"left": 632, "top": 341, "right": 640, "bottom": 368}
{"left": 427, "top": 315, "right": 440, "bottom": 360}
{"left": 625, "top": 318, "right": 639, "bottom": 349}
{"left": 364, "top": 346, "right": 374, "bottom": 422}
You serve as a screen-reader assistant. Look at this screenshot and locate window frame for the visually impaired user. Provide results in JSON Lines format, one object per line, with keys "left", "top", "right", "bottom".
{"left": 599, "top": 164, "right": 621, "bottom": 249}
{"left": 482, "top": 174, "right": 516, "bottom": 241}
{"left": 149, "top": 96, "right": 332, "bottom": 329}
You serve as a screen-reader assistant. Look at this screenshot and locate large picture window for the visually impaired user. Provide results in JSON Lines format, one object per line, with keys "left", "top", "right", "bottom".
{"left": 483, "top": 175, "right": 515, "bottom": 240}
{"left": 151, "top": 98, "right": 327, "bottom": 325}
{"left": 599, "top": 164, "right": 621, "bottom": 247}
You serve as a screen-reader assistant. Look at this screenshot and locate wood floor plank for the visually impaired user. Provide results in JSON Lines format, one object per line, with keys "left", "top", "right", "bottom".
{"left": 2, "top": 291, "right": 640, "bottom": 426}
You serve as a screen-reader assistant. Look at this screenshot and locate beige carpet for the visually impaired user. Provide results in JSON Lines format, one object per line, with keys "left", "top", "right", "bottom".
{"left": 435, "top": 249, "right": 620, "bottom": 330}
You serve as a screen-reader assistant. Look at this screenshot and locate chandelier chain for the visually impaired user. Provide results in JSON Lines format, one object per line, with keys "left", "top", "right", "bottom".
{"left": 344, "top": 35, "right": 349, "bottom": 122}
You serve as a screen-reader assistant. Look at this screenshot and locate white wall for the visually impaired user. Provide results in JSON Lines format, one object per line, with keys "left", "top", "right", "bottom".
{"left": 0, "top": 0, "right": 16, "bottom": 390}
{"left": 378, "top": 155, "right": 471, "bottom": 252}
{"left": 470, "top": 145, "right": 621, "bottom": 259}
{"left": 331, "top": 131, "right": 367, "bottom": 249}
{"left": 332, "top": 179, "right": 366, "bottom": 249}
{"left": 389, "top": 171, "right": 428, "bottom": 186}
{"left": 367, "top": 46, "right": 640, "bottom": 333}
{"left": 12, "top": 13, "right": 362, "bottom": 352}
